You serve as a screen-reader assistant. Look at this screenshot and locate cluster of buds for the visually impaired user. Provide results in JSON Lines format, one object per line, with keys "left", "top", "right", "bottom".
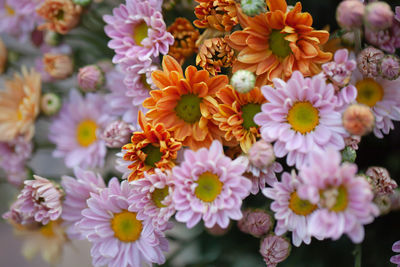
{"left": 357, "top": 47, "right": 400, "bottom": 80}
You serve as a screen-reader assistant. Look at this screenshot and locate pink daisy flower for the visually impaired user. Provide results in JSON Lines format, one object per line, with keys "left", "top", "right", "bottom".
{"left": 263, "top": 171, "right": 320, "bottom": 247}
{"left": 49, "top": 90, "right": 113, "bottom": 169}
{"left": 103, "top": 0, "right": 174, "bottom": 63}
{"left": 7, "top": 175, "right": 63, "bottom": 225}
{"left": 351, "top": 69, "right": 400, "bottom": 138}
{"left": 172, "top": 140, "right": 252, "bottom": 229}
{"left": 297, "top": 149, "right": 379, "bottom": 243}
{"left": 0, "top": 136, "right": 32, "bottom": 186}
{"left": 391, "top": 240, "right": 400, "bottom": 266}
{"left": 129, "top": 169, "right": 175, "bottom": 231}
{"left": 61, "top": 168, "right": 106, "bottom": 239}
{"left": 77, "top": 178, "right": 168, "bottom": 267}
{"left": 254, "top": 71, "right": 347, "bottom": 168}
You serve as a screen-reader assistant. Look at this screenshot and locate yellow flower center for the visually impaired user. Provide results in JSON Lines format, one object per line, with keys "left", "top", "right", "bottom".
{"left": 76, "top": 119, "right": 98, "bottom": 147}
{"left": 287, "top": 101, "right": 319, "bottom": 134}
{"left": 40, "top": 221, "right": 55, "bottom": 238}
{"left": 241, "top": 103, "right": 261, "bottom": 130}
{"left": 133, "top": 21, "right": 149, "bottom": 46}
{"left": 175, "top": 94, "right": 202, "bottom": 124}
{"left": 140, "top": 74, "right": 152, "bottom": 91}
{"left": 141, "top": 144, "right": 163, "bottom": 167}
{"left": 5, "top": 5, "right": 15, "bottom": 16}
{"left": 111, "top": 210, "right": 142, "bottom": 243}
{"left": 355, "top": 78, "right": 384, "bottom": 107}
{"left": 195, "top": 172, "right": 223, "bottom": 203}
{"left": 288, "top": 191, "right": 317, "bottom": 216}
{"left": 269, "top": 30, "right": 292, "bottom": 59}
{"left": 320, "top": 185, "right": 348, "bottom": 212}
{"left": 151, "top": 186, "right": 169, "bottom": 208}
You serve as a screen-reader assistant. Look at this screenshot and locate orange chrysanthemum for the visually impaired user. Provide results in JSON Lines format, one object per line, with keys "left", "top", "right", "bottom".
{"left": 121, "top": 112, "right": 182, "bottom": 181}
{"left": 194, "top": 0, "right": 238, "bottom": 32}
{"left": 226, "top": 0, "right": 332, "bottom": 87}
{"left": 168, "top": 18, "right": 200, "bottom": 65}
{"left": 213, "top": 86, "right": 266, "bottom": 153}
{"left": 143, "top": 55, "right": 228, "bottom": 150}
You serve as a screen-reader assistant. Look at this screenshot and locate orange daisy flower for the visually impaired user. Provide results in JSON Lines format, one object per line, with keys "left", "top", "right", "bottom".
{"left": 194, "top": 0, "right": 238, "bottom": 32}
{"left": 226, "top": 0, "right": 332, "bottom": 87}
{"left": 143, "top": 55, "right": 228, "bottom": 150}
{"left": 120, "top": 112, "right": 182, "bottom": 181}
{"left": 213, "top": 86, "right": 266, "bottom": 153}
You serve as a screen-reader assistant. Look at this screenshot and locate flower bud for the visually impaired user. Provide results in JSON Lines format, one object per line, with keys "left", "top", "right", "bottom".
{"left": 238, "top": 209, "right": 273, "bottom": 237}
{"left": 205, "top": 223, "right": 231, "bottom": 236}
{"left": 44, "top": 30, "right": 61, "bottom": 46}
{"left": 248, "top": 140, "right": 275, "bottom": 169}
{"left": 343, "top": 104, "right": 375, "bottom": 136}
{"left": 379, "top": 55, "right": 400, "bottom": 80}
{"left": 357, "top": 46, "right": 384, "bottom": 78}
{"left": 336, "top": 0, "right": 365, "bottom": 30}
{"left": 344, "top": 135, "right": 361, "bottom": 150}
{"left": 366, "top": 166, "right": 397, "bottom": 196}
{"left": 364, "top": 2, "right": 394, "bottom": 31}
{"left": 43, "top": 53, "right": 73, "bottom": 79}
{"left": 100, "top": 120, "right": 135, "bottom": 148}
{"left": 231, "top": 70, "right": 256, "bottom": 93}
{"left": 78, "top": 65, "right": 104, "bottom": 92}
{"left": 341, "top": 146, "right": 357, "bottom": 163}
{"left": 41, "top": 93, "right": 61, "bottom": 116}
{"left": 240, "top": 0, "right": 266, "bottom": 17}
{"left": 260, "top": 234, "right": 291, "bottom": 267}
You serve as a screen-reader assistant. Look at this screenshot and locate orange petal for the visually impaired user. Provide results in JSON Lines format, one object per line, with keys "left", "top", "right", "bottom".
{"left": 267, "top": 0, "right": 287, "bottom": 12}
{"left": 162, "top": 55, "right": 183, "bottom": 75}
{"left": 152, "top": 71, "right": 171, "bottom": 89}
{"left": 192, "top": 123, "right": 207, "bottom": 141}
{"left": 206, "top": 75, "right": 229, "bottom": 95}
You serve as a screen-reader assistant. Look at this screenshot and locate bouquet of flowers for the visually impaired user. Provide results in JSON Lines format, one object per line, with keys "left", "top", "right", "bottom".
{"left": 0, "top": 0, "right": 400, "bottom": 266}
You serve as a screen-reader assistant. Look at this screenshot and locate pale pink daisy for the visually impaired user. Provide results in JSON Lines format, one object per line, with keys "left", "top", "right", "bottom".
{"left": 262, "top": 171, "right": 319, "bottom": 247}
{"left": 391, "top": 240, "right": 400, "bottom": 266}
{"left": 297, "top": 149, "right": 379, "bottom": 243}
{"left": 129, "top": 169, "right": 175, "bottom": 231}
{"left": 172, "top": 140, "right": 252, "bottom": 229}
{"left": 49, "top": 90, "right": 113, "bottom": 169}
{"left": 103, "top": 0, "right": 174, "bottom": 63}
{"left": 254, "top": 71, "right": 348, "bottom": 168}
{"left": 351, "top": 69, "right": 400, "bottom": 138}
{"left": 77, "top": 178, "right": 168, "bottom": 267}
{"left": 61, "top": 168, "right": 106, "bottom": 239}
{"left": 7, "top": 175, "right": 63, "bottom": 225}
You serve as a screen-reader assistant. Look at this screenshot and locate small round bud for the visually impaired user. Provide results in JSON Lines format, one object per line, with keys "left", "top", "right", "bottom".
{"left": 31, "top": 29, "right": 44, "bottom": 47}
{"left": 366, "top": 166, "right": 397, "bottom": 196}
{"left": 341, "top": 146, "right": 357, "bottom": 163}
{"left": 43, "top": 53, "right": 74, "bottom": 79}
{"left": 73, "top": 0, "right": 91, "bottom": 6}
{"left": 336, "top": 0, "right": 365, "bottom": 30}
{"left": 364, "top": 2, "right": 394, "bottom": 31}
{"left": 248, "top": 139, "right": 275, "bottom": 169}
{"left": 238, "top": 209, "right": 273, "bottom": 237}
{"left": 230, "top": 70, "right": 256, "bottom": 93}
{"left": 205, "top": 223, "right": 231, "bottom": 236}
{"left": 379, "top": 55, "right": 400, "bottom": 80}
{"left": 41, "top": 93, "right": 61, "bottom": 116}
{"left": 78, "top": 65, "right": 105, "bottom": 92}
{"left": 357, "top": 46, "right": 384, "bottom": 78}
{"left": 343, "top": 104, "right": 375, "bottom": 136}
{"left": 374, "top": 195, "right": 391, "bottom": 215}
{"left": 44, "top": 30, "right": 61, "bottom": 46}
{"left": 260, "top": 234, "right": 291, "bottom": 267}
{"left": 100, "top": 120, "right": 135, "bottom": 148}
{"left": 240, "top": 0, "right": 265, "bottom": 17}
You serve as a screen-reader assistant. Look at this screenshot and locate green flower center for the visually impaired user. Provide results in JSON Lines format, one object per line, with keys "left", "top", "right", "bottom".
{"left": 241, "top": 103, "right": 261, "bottom": 130}
{"left": 133, "top": 21, "right": 149, "bottom": 46}
{"left": 151, "top": 186, "right": 169, "bottom": 208}
{"left": 111, "top": 210, "right": 142, "bottom": 242}
{"left": 195, "top": 172, "right": 223, "bottom": 203}
{"left": 269, "top": 30, "right": 292, "bottom": 59}
{"left": 355, "top": 78, "right": 383, "bottom": 107}
{"left": 287, "top": 101, "right": 319, "bottom": 134}
{"left": 175, "top": 94, "right": 202, "bottom": 124}
{"left": 55, "top": 9, "right": 64, "bottom": 20}
{"left": 141, "top": 144, "right": 163, "bottom": 167}
{"left": 289, "top": 191, "right": 317, "bottom": 216}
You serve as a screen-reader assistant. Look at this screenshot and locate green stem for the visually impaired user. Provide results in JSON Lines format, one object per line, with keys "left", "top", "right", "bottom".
{"left": 354, "top": 243, "right": 362, "bottom": 267}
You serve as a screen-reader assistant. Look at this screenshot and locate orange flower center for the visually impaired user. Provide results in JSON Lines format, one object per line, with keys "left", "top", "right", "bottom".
{"left": 111, "top": 210, "right": 142, "bottom": 242}
{"left": 133, "top": 21, "right": 149, "bottom": 46}
{"left": 76, "top": 119, "right": 98, "bottom": 147}
{"left": 195, "top": 172, "right": 223, "bottom": 202}
{"left": 289, "top": 191, "right": 317, "bottom": 216}
{"left": 151, "top": 186, "right": 169, "bottom": 208}
{"left": 175, "top": 94, "right": 202, "bottom": 124}
{"left": 5, "top": 5, "right": 15, "bottom": 16}
{"left": 141, "top": 144, "right": 163, "bottom": 167}
{"left": 241, "top": 103, "right": 261, "bottom": 130}
{"left": 40, "top": 221, "right": 55, "bottom": 238}
{"left": 269, "top": 30, "right": 292, "bottom": 59}
{"left": 287, "top": 101, "right": 319, "bottom": 134}
{"left": 355, "top": 78, "right": 383, "bottom": 107}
